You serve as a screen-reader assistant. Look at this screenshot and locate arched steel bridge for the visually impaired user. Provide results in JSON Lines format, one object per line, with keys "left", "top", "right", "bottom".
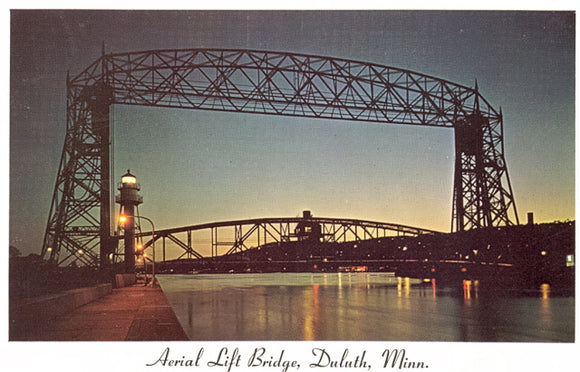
{"left": 41, "top": 48, "right": 519, "bottom": 267}
{"left": 126, "top": 214, "right": 440, "bottom": 263}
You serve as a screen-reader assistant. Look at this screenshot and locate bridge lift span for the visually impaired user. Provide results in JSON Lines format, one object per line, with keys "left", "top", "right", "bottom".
{"left": 40, "top": 48, "right": 518, "bottom": 267}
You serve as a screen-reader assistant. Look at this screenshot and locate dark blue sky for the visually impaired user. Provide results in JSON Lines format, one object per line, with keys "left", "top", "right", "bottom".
{"left": 9, "top": 10, "right": 575, "bottom": 256}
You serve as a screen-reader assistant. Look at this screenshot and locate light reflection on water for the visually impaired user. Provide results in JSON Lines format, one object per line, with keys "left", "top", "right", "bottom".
{"left": 157, "top": 273, "right": 574, "bottom": 342}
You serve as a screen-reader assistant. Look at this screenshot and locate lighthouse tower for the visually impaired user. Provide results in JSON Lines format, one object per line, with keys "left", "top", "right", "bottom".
{"left": 116, "top": 170, "right": 143, "bottom": 273}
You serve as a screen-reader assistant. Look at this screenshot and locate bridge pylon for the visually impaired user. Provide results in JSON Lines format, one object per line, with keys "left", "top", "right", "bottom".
{"left": 452, "top": 89, "right": 519, "bottom": 231}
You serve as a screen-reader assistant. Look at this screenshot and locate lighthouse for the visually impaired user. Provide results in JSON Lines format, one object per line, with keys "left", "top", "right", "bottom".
{"left": 116, "top": 170, "right": 143, "bottom": 273}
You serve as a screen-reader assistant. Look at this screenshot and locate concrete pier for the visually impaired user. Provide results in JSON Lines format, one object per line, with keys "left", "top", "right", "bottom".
{"left": 10, "top": 283, "right": 188, "bottom": 341}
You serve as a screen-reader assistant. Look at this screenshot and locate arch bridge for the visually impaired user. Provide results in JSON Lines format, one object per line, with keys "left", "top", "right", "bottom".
{"left": 128, "top": 212, "right": 439, "bottom": 263}
{"left": 40, "top": 48, "right": 519, "bottom": 267}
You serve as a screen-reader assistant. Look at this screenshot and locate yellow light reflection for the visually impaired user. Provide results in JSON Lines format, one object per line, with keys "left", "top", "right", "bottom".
{"left": 539, "top": 283, "right": 553, "bottom": 328}
{"left": 397, "top": 276, "right": 402, "bottom": 296}
{"left": 463, "top": 280, "right": 472, "bottom": 304}
{"left": 255, "top": 287, "right": 268, "bottom": 329}
{"left": 540, "top": 283, "right": 550, "bottom": 300}
{"left": 404, "top": 277, "right": 411, "bottom": 297}
{"left": 302, "top": 283, "right": 320, "bottom": 341}
{"left": 396, "top": 277, "right": 412, "bottom": 312}
{"left": 396, "top": 277, "right": 411, "bottom": 298}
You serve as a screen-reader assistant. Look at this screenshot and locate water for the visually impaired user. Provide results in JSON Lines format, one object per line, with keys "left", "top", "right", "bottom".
{"left": 157, "top": 273, "right": 574, "bottom": 342}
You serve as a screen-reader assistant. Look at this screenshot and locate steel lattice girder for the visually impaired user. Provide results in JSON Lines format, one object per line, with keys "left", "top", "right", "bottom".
{"left": 42, "top": 81, "right": 110, "bottom": 267}
{"left": 122, "top": 216, "right": 440, "bottom": 259}
{"left": 41, "top": 48, "right": 519, "bottom": 266}
{"left": 71, "top": 49, "right": 488, "bottom": 124}
{"left": 452, "top": 107, "right": 518, "bottom": 231}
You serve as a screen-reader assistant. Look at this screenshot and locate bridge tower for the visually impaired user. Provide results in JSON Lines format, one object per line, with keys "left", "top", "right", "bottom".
{"left": 116, "top": 170, "right": 143, "bottom": 273}
{"left": 451, "top": 85, "right": 516, "bottom": 231}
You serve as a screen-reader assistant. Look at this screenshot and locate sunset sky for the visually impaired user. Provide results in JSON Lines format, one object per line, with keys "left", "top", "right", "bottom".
{"left": 9, "top": 10, "right": 575, "bottom": 257}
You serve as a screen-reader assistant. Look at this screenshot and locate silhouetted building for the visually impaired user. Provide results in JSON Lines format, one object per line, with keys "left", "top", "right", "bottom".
{"left": 295, "top": 210, "right": 322, "bottom": 242}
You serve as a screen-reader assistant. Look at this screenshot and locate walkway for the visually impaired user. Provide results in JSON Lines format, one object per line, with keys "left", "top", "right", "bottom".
{"left": 12, "top": 284, "right": 189, "bottom": 341}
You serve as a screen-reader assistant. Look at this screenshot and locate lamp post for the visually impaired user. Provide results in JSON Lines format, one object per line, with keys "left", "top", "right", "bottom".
{"left": 136, "top": 215, "right": 156, "bottom": 287}
{"left": 119, "top": 214, "right": 156, "bottom": 287}
{"left": 136, "top": 242, "right": 146, "bottom": 283}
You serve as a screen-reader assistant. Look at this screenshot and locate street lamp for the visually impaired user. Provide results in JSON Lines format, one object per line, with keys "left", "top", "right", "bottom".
{"left": 119, "top": 214, "right": 157, "bottom": 287}
{"left": 136, "top": 242, "right": 146, "bottom": 280}
{"left": 137, "top": 215, "right": 156, "bottom": 287}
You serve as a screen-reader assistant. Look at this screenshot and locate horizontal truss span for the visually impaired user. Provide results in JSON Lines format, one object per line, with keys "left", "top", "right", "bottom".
{"left": 71, "top": 48, "right": 499, "bottom": 126}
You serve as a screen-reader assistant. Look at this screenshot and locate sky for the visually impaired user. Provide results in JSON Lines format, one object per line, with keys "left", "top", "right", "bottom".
{"left": 9, "top": 10, "right": 575, "bottom": 257}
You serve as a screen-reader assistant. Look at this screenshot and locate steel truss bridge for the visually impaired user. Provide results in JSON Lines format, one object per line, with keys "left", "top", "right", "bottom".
{"left": 40, "top": 48, "right": 519, "bottom": 267}
{"left": 127, "top": 215, "right": 439, "bottom": 262}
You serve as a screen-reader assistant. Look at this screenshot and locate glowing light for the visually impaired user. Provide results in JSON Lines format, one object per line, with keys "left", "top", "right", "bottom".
{"left": 119, "top": 214, "right": 128, "bottom": 225}
{"left": 121, "top": 175, "right": 137, "bottom": 184}
{"left": 541, "top": 251, "right": 547, "bottom": 256}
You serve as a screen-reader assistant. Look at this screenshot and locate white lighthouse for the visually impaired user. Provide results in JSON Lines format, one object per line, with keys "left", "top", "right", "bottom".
{"left": 116, "top": 170, "right": 143, "bottom": 273}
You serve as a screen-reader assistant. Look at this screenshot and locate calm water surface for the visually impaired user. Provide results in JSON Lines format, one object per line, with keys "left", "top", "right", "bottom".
{"left": 157, "top": 273, "right": 574, "bottom": 342}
